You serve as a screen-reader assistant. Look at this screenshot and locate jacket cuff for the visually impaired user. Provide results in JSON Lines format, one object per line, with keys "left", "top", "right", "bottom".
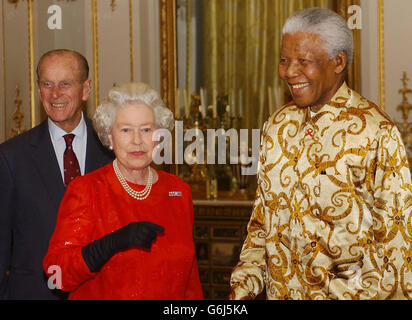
{"left": 229, "top": 283, "right": 255, "bottom": 300}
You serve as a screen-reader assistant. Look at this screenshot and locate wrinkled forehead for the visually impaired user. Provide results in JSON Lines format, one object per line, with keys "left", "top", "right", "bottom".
{"left": 281, "top": 32, "right": 327, "bottom": 55}
{"left": 38, "top": 53, "right": 82, "bottom": 80}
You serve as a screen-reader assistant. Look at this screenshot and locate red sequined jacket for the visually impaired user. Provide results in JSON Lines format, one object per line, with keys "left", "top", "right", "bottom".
{"left": 43, "top": 164, "right": 203, "bottom": 300}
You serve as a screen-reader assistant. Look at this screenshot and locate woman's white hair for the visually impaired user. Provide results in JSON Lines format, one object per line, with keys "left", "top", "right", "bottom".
{"left": 93, "top": 82, "right": 174, "bottom": 147}
{"left": 282, "top": 7, "right": 353, "bottom": 67}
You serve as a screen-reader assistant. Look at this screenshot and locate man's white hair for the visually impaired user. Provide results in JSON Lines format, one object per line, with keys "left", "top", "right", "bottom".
{"left": 282, "top": 7, "right": 353, "bottom": 67}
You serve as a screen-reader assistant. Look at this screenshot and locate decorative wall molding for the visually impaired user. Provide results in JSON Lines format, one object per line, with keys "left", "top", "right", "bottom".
{"left": 27, "top": 0, "right": 34, "bottom": 127}
{"left": 378, "top": 0, "right": 385, "bottom": 110}
{"left": 5, "top": 0, "right": 35, "bottom": 128}
{"left": 2, "top": 0, "right": 6, "bottom": 139}
{"left": 91, "top": 0, "right": 99, "bottom": 109}
{"left": 159, "top": 0, "right": 177, "bottom": 110}
{"left": 8, "top": 0, "right": 76, "bottom": 7}
{"left": 129, "top": 0, "right": 134, "bottom": 82}
{"left": 10, "top": 84, "right": 27, "bottom": 138}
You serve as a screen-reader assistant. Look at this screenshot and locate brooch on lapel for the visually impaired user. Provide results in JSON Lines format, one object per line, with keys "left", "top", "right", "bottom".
{"left": 169, "top": 191, "right": 182, "bottom": 197}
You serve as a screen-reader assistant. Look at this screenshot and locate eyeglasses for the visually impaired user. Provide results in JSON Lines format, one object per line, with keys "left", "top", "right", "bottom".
{"left": 38, "top": 80, "right": 82, "bottom": 91}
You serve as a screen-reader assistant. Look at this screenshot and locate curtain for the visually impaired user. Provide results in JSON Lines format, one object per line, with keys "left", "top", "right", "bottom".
{"left": 201, "top": 0, "right": 333, "bottom": 130}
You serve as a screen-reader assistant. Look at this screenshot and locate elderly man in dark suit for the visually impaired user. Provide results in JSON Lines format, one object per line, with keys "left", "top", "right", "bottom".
{"left": 0, "top": 49, "right": 114, "bottom": 299}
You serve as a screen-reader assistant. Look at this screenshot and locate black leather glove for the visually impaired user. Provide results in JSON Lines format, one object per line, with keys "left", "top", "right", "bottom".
{"left": 81, "top": 221, "right": 164, "bottom": 273}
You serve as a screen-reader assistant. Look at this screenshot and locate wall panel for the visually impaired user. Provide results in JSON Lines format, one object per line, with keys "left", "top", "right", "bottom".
{"left": 3, "top": 0, "right": 31, "bottom": 139}
{"left": 0, "top": 0, "right": 160, "bottom": 143}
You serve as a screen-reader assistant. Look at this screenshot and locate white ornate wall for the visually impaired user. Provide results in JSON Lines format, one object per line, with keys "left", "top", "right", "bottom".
{"left": 360, "top": 0, "right": 412, "bottom": 124}
{"left": 383, "top": 0, "right": 412, "bottom": 124}
{"left": 0, "top": 0, "right": 160, "bottom": 143}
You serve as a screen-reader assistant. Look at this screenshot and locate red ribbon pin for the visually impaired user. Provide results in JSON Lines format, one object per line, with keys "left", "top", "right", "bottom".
{"left": 305, "top": 128, "right": 314, "bottom": 137}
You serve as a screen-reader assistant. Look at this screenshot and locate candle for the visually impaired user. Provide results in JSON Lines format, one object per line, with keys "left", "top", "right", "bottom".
{"left": 175, "top": 88, "right": 180, "bottom": 119}
{"left": 268, "top": 86, "right": 274, "bottom": 115}
{"left": 212, "top": 88, "right": 217, "bottom": 118}
{"left": 200, "top": 88, "right": 206, "bottom": 118}
{"left": 183, "top": 88, "right": 189, "bottom": 119}
{"left": 258, "top": 87, "right": 264, "bottom": 129}
{"left": 230, "top": 88, "right": 236, "bottom": 117}
{"left": 238, "top": 88, "right": 243, "bottom": 118}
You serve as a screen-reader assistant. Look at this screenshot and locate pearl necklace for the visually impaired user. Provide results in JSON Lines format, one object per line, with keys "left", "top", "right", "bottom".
{"left": 113, "top": 159, "right": 153, "bottom": 200}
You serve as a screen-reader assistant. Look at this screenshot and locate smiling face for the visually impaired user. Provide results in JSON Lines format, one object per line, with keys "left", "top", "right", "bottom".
{"left": 108, "top": 103, "right": 158, "bottom": 181}
{"left": 278, "top": 32, "right": 346, "bottom": 112}
{"left": 37, "top": 53, "right": 91, "bottom": 132}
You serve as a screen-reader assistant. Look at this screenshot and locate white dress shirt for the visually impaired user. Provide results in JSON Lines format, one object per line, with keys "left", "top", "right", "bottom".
{"left": 48, "top": 113, "right": 88, "bottom": 183}
{"left": 310, "top": 110, "right": 317, "bottom": 118}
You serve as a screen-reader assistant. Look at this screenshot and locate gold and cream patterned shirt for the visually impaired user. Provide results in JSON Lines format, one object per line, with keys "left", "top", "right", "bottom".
{"left": 230, "top": 83, "right": 412, "bottom": 300}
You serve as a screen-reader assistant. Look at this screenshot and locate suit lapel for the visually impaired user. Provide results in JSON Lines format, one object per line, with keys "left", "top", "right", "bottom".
{"left": 27, "top": 118, "right": 111, "bottom": 213}
{"left": 29, "top": 121, "right": 65, "bottom": 213}
{"left": 84, "top": 117, "right": 113, "bottom": 173}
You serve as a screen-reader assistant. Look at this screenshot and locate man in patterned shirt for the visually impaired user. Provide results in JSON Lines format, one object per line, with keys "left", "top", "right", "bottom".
{"left": 230, "top": 7, "right": 412, "bottom": 300}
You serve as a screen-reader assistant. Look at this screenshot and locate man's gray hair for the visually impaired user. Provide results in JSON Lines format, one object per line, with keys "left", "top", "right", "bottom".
{"left": 282, "top": 7, "right": 353, "bottom": 67}
{"left": 93, "top": 82, "right": 174, "bottom": 147}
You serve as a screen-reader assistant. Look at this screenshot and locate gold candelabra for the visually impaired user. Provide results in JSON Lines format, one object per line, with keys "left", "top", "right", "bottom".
{"left": 395, "top": 72, "right": 412, "bottom": 167}
{"left": 175, "top": 89, "right": 251, "bottom": 200}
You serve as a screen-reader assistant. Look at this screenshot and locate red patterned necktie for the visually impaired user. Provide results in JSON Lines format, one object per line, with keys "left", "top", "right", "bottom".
{"left": 63, "top": 134, "right": 81, "bottom": 187}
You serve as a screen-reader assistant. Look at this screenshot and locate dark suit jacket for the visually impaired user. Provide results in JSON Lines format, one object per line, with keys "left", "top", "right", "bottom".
{"left": 0, "top": 117, "right": 114, "bottom": 300}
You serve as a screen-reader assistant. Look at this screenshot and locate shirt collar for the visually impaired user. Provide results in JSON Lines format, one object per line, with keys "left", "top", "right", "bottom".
{"left": 48, "top": 113, "right": 86, "bottom": 142}
{"left": 327, "top": 81, "right": 351, "bottom": 108}
{"left": 302, "top": 82, "right": 351, "bottom": 125}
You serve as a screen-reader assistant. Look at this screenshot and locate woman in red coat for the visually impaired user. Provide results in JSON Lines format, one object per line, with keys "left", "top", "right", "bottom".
{"left": 43, "top": 82, "right": 203, "bottom": 300}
